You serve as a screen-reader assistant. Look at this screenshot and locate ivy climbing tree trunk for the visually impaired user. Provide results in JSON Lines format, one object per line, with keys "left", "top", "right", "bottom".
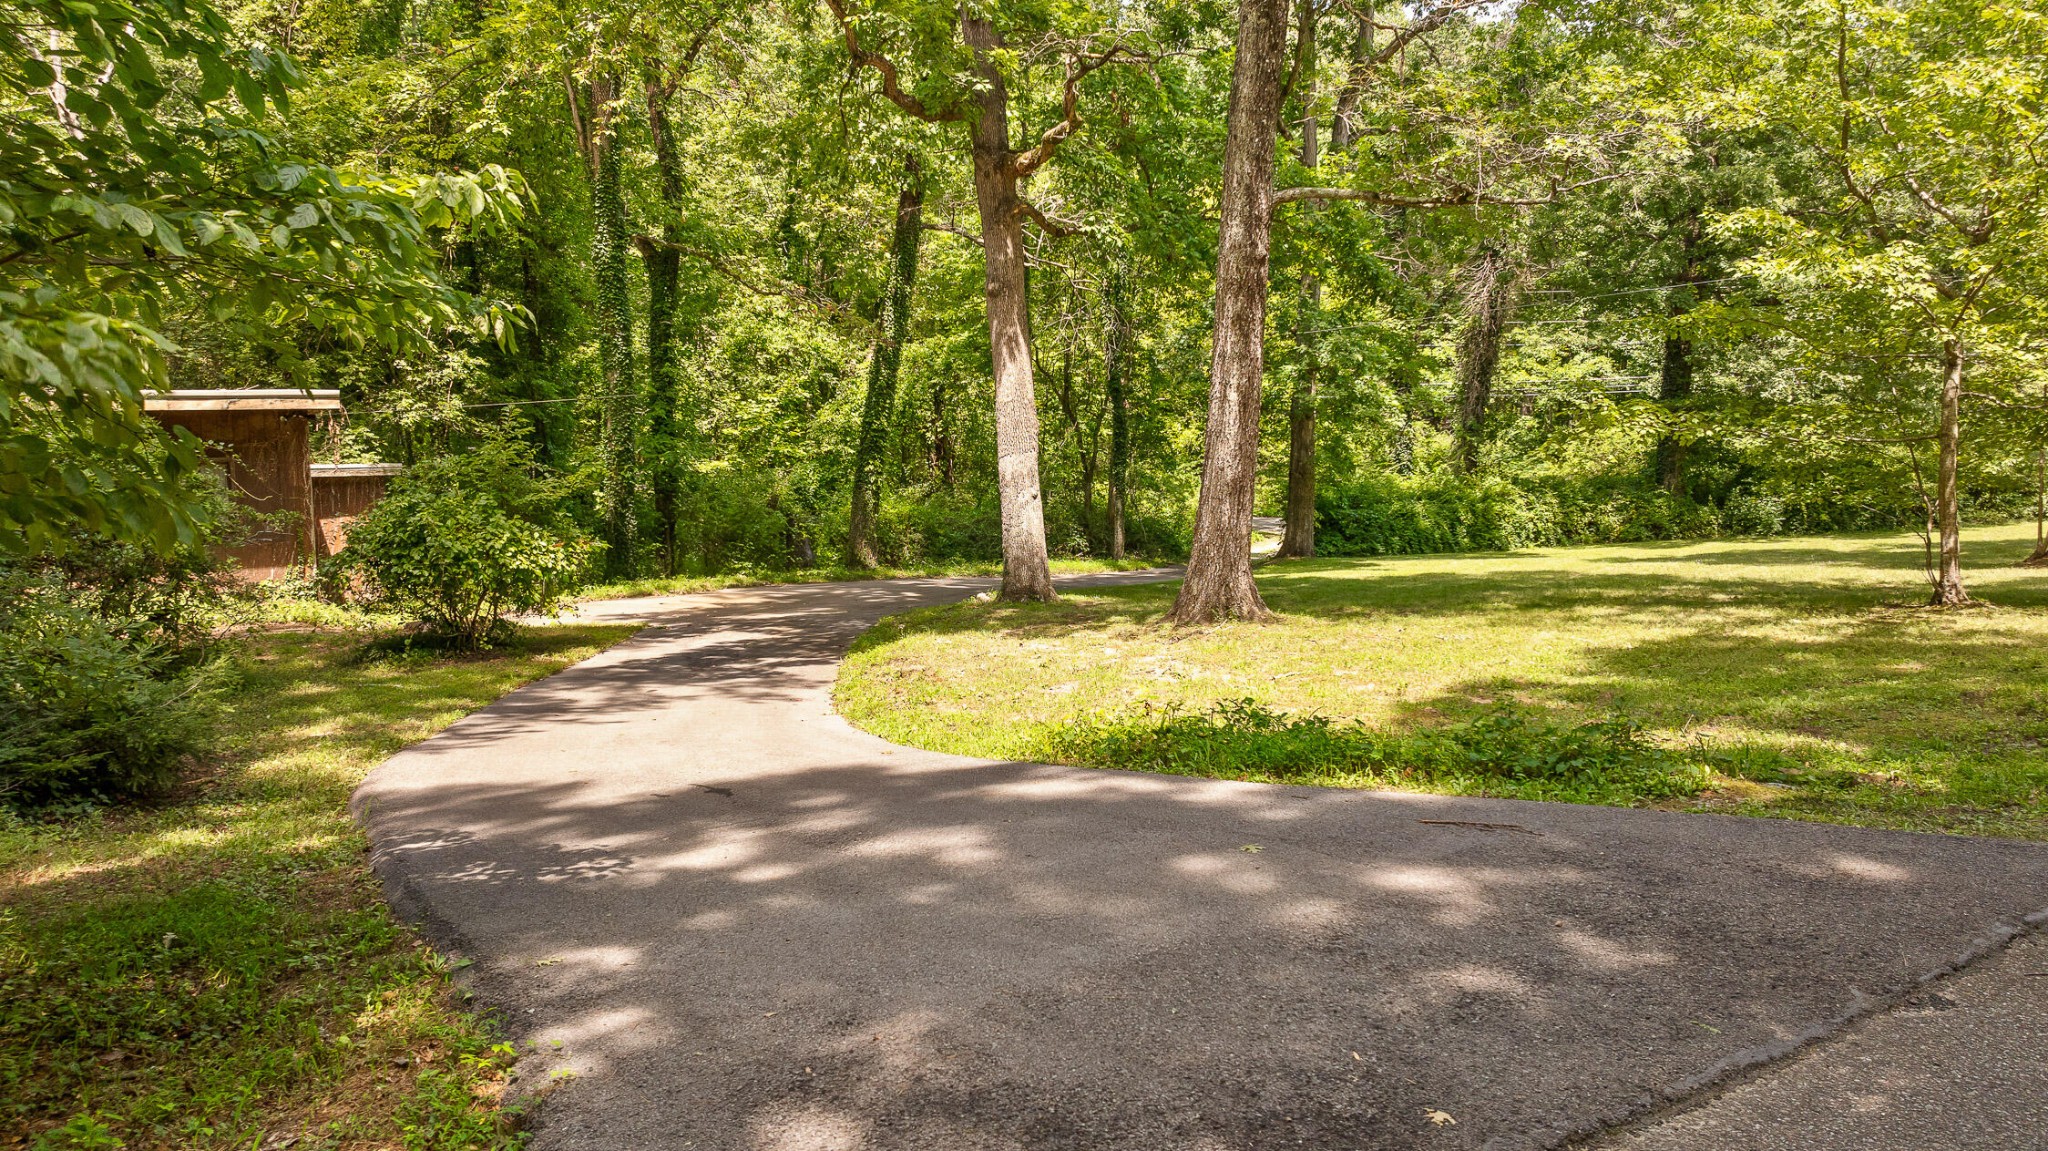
{"left": 1452, "top": 246, "right": 1516, "bottom": 477}
{"left": 1279, "top": 0, "right": 1319, "bottom": 560}
{"left": 963, "top": 15, "right": 1057, "bottom": 602}
{"left": 1280, "top": 280, "right": 1319, "bottom": 558}
{"left": 642, "top": 68, "right": 685, "bottom": 576}
{"left": 848, "top": 155, "right": 924, "bottom": 568}
{"left": 1930, "top": 337, "right": 1968, "bottom": 605}
{"left": 1105, "top": 266, "right": 1131, "bottom": 561}
{"left": 1168, "top": 0, "right": 1290, "bottom": 625}
{"left": 1654, "top": 222, "right": 1701, "bottom": 496}
{"left": 1654, "top": 329, "right": 1694, "bottom": 494}
{"left": 579, "top": 73, "right": 639, "bottom": 578}
{"left": 1328, "top": 2, "right": 1373, "bottom": 153}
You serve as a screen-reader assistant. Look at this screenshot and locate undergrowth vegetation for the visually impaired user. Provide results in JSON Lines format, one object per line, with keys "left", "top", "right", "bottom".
{"left": 1048, "top": 699, "right": 1714, "bottom": 804}
{"left": 0, "top": 622, "right": 633, "bottom": 1150}
{"left": 1311, "top": 471, "right": 2037, "bottom": 558}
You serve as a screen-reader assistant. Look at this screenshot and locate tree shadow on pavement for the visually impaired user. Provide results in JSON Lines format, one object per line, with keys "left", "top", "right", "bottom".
{"left": 354, "top": 573, "right": 2048, "bottom": 1151}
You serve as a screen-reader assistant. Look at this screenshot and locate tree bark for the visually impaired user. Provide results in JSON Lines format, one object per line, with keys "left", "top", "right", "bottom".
{"left": 1653, "top": 331, "right": 1693, "bottom": 495}
{"left": 1930, "top": 337, "right": 1968, "bottom": 605}
{"left": 1053, "top": 348, "right": 1101, "bottom": 542}
{"left": 1328, "top": 2, "right": 1373, "bottom": 153}
{"left": 584, "top": 74, "right": 639, "bottom": 578}
{"left": 964, "top": 15, "right": 1056, "bottom": 602}
{"left": 1105, "top": 268, "right": 1131, "bottom": 560}
{"left": 2027, "top": 442, "right": 2048, "bottom": 567}
{"left": 927, "top": 376, "right": 955, "bottom": 485}
{"left": 1451, "top": 246, "right": 1516, "bottom": 477}
{"left": 848, "top": 155, "right": 925, "bottom": 568}
{"left": 1280, "top": 281, "right": 1319, "bottom": 558}
{"left": 1653, "top": 222, "right": 1701, "bottom": 497}
{"left": 1167, "top": 0, "right": 1291, "bottom": 626}
{"left": 643, "top": 70, "right": 685, "bottom": 575}
{"left": 1279, "top": 0, "right": 1319, "bottom": 560}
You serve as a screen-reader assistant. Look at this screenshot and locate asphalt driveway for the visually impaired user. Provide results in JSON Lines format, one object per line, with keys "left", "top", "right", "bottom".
{"left": 353, "top": 573, "right": 2048, "bottom": 1150}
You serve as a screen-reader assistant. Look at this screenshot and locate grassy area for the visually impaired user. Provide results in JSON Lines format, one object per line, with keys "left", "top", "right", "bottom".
{"left": 837, "top": 524, "right": 2048, "bottom": 838}
{"left": 0, "top": 622, "right": 635, "bottom": 1150}
{"left": 580, "top": 555, "right": 1161, "bottom": 601}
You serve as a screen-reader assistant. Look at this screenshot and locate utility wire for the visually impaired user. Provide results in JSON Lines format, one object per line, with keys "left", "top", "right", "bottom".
{"left": 1525, "top": 274, "right": 1754, "bottom": 300}
{"left": 461, "top": 397, "right": 581, "bottom": 409}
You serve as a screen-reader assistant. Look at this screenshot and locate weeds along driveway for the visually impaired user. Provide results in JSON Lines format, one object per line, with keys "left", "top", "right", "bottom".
{"left": 353, "top": 573, "right": 2048, "bottom": 1151}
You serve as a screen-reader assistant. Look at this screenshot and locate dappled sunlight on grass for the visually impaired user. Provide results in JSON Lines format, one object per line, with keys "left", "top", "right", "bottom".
{"left": 0, "top": 622, "right": 634, "bottom": 1149}
{"left": 837, "top": 524, "right": 2048, "bottom": 838}
{"left": 580, "top": 555, "right": 1162, "bottom": 602}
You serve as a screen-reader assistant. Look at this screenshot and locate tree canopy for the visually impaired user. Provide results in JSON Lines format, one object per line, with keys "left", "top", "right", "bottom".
{"left": 6, "top": 0, "right": 2045, "bottom": 604}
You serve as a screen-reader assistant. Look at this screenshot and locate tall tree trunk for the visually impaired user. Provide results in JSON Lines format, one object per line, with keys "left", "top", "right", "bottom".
{"left": 643, "top": 70, "right": 685, "bottom": 575}
{"left": 2026, "top": 378, "right": 2048, "bottom": 567}
{"left": 586, "top": 74, "right": 639, "bottom": 578}
{"left": 1653, "top": 331, "right": 1693, "bottom": 495}
{"left": 2025, "top": 444, "right": 2048, "bottom": 566}
{"left": 1280, "top": 280, "right": 1319, "bottom": 558}
{"left": 1053, "top": 349, "right": 1101, "bottom": 542}
{"left": 928, "top": 378, "right": 955, "bottom": 485}
{"left": 1105, "top": 268, "right": 1131, "bottom": 560}
{"left": 960, "top": 16, "right": 1056, "bottom": 602}
{"left": 848, "top": 155, "right": 925, "bottom": 568}
{"left": 1653, "top": 221, "right": 1701, "bottom": 497}
{"left": 1328, "top": 2, "right": 1373, "bottom": 153}
{"left": 1279, "top": 0, "right": 1319, "bottom": 559}
{"left": 1451, "top": 247, "right": 1516, "bottom": 477}
{"left": 1167, "top": 0, "right": 1290, "bottom": 625}
{"left": 1930, "top": 337, "right": 1968, "bottom": 605}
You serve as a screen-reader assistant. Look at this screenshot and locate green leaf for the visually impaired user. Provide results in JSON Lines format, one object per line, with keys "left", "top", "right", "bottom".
{"left": 112, "top": 203, "right": 154, "bottom": 236}
{"left": 196, "top": 54, "right": 231, "bottom": 102}
{"left": 148, "top": 215, "right": 186, "bottom": 257}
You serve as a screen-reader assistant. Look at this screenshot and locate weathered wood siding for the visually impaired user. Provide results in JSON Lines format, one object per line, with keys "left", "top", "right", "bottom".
{"left": 312, "top": 466, "right": 399, "bottom": 557}
{"left": 148, "top": 409, "right": 316, "bottom": 580}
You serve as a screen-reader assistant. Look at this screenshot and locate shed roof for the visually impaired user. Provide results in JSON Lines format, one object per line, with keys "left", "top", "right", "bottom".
{"left": 311, "top": 463, "right": 404, "bottom": 477}
{"left": 144, "top": 389, "right": 344, "bottom": 413}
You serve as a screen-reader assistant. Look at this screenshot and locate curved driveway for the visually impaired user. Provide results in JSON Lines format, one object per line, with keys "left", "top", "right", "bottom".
{"left": 354, "top": 573, "right": 2048, "bottom": 1150}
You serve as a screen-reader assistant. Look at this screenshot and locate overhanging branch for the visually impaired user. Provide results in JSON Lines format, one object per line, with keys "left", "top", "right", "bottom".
{"left": 1017, "top": 199, "right": 1082, "bottom": 238}
{"left": 822, "top": 0, "right": 966, "bottom": 123}
{"left": 1010, "top": 44, "right": 1125, "bottom": 177}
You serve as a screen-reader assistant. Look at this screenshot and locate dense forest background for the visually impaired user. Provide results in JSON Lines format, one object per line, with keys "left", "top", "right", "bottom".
{"left": 15, "top": 0, "right": 2048, "bottom": 582}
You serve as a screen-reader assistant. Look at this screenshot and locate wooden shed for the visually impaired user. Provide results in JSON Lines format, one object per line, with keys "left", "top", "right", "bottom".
{"left": 144, "top": 389, "right": 343, "bottom": 580}
{"left": 312, "top": 463, "right": 404, "bottom": 558}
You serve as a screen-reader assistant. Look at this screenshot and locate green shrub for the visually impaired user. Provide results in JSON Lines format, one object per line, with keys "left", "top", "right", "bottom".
{"left": 337, "top": 438, "right": 597, "bottom": 649}
{"left": 1313, "top": 473, "right": 1554, "bottom": 556}
{"left": 1313, "top": 470, "right": 1887, "bottom": 558}
{"left": 1047, "top": 699, "right": 1710, "bottom": 804}
{"left": 874, "top": 487, "right": 1003, "bottom": 565}
{"left": 0, "top": 454, "right": 245, "bottom": 808}
{"left": 0, "top": 580, "right": 222, "bottom": 806}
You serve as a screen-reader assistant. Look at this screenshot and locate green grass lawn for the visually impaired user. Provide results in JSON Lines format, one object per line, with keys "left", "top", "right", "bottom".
{"left": 836, "top": 523, "right": 2048, "bottom": 838}
{"left": 0, "top": 622, "right": 635, "bottom": 1151}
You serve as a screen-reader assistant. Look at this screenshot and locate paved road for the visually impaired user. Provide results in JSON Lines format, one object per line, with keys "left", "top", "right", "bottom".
{"left": 354, "top": 574, "right": 2048, "bottom": 1150}
{"left": 1599, "top": 929, "right": 2048, "bottom": 1151}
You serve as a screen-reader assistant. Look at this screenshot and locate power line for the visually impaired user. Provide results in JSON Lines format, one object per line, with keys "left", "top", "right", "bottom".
{"left": 462, "top": 397, "right": 581, "bottom": 409}
{"left": 1525, "top": 274, "right": 1754, "bottom": 301}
